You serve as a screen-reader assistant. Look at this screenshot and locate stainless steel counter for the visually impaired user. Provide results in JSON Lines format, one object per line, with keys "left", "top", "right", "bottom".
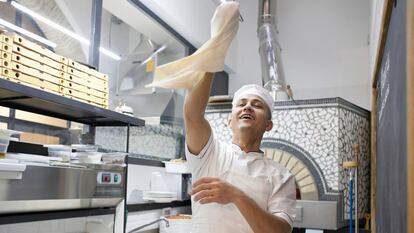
{"left": 0, "top": 161, "right": 125, "bottom": 214}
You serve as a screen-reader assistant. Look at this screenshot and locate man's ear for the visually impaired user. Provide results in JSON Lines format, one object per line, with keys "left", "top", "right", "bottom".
{"left": 265, "top": 120, "right": 273, "bottom": 131}
{"left": 227, "top": 116, "right": 232, "bottom": 129}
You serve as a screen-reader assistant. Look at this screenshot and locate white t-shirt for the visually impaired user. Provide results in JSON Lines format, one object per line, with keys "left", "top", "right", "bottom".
{"left": 186, "top": 134, "right": 296, "bottom": 233}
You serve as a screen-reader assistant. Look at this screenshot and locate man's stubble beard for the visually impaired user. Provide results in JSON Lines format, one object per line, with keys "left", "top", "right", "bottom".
{"left": 235, "top": 123, "right": 256, "bottom": 136}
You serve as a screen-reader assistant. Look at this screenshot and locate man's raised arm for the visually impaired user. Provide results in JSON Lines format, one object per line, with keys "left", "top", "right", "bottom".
{"left": 184, "top": 72, "right": 214, "bottom": 155}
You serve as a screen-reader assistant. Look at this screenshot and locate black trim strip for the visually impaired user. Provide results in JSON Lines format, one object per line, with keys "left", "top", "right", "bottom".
{"left": 127, "top": 200, "right": 191, "bottom": 213}
{"left": 128, "top": 157, "right": 165, "bottom": 167}
{"left": 0, "top": 208, "right": 115, "bottom": 225}
{"left": 7, "top": 141, "right": 48, "bottom": 156}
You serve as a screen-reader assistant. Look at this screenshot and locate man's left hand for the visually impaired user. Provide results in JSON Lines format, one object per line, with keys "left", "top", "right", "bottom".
{"left": 191, "top": 177, "right": 244, "bottom": 204}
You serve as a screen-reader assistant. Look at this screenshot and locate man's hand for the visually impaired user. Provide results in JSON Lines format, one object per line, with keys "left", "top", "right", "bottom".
{"left": 191, "top": 177, "right": 244, "bottom": 204}
{"left": 191, "top": 176, "right": 293, "bottom": 233}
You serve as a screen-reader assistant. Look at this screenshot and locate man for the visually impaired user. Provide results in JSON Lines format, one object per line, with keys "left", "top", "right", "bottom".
{"left": 185, "top": 73, "right": 296, "bottom": 233}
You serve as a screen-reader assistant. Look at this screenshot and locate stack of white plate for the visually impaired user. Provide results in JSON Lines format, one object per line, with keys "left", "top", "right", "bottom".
{"left": 159, "top": 215, "right": 192, "bottom": 233}
{"left": 142, "top": 191, "right": 177, "bottom": 203}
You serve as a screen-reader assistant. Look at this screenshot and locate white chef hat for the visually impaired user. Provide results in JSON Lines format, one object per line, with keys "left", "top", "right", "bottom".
{"left": 232, "top": 84, "right": 274, "bottom": 116}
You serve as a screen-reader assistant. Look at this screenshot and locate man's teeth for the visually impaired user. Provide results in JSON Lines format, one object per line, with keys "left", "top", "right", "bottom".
{"left": 241, "top": 115, "right": 252, "bottom": 119}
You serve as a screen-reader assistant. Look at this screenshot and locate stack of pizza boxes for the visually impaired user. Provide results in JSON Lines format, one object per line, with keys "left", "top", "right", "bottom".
{"left": 0, "top": 32, "right": 109, "bottom": 109}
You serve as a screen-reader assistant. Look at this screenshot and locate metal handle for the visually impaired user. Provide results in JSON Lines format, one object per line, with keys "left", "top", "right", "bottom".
{"left": 127, "top": 217, "right": 170, "bottom": 233}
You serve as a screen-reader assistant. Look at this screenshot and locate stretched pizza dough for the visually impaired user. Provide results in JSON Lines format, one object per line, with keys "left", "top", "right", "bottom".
{"left": 146, "top": 2, "right": 240, "bottom": 90}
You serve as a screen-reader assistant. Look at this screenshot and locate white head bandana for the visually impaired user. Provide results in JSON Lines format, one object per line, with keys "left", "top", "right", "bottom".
{"left": 232, "top": 84, "right": 274, "bottom": 116}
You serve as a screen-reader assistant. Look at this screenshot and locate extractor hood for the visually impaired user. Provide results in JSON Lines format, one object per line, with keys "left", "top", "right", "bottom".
{"left": 120, "top": 92, "right": 184, "bottom": 125}
{"left": 116, "top": 51, "right": 184, "bottom": 126}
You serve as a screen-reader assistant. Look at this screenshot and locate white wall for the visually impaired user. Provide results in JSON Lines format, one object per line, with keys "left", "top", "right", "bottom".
{"left": 281, "top": 0, "right": 371, "bottom": 109}
{"left": 228, "top": 0, "right": 260, "bottom": 90}
{"left": 369, "top": 0, "right": 387, "bottom": 80}
{"left": 231, "top": 0, "right": 371, "bottom": 109}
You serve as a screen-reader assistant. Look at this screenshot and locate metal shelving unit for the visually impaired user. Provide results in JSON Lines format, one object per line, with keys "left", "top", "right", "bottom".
{"left": 0, "top": 78, "right": 145, "bottom": 127}
{"left": 0, "top": 78, "right": 146, "bottom": 232}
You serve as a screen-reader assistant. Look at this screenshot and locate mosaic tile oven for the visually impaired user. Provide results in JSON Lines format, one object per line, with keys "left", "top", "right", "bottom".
{"left": 206, "top": 97, "right": 370, "bottom": 230}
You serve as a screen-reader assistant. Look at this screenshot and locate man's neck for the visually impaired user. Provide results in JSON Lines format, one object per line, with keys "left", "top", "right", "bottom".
{"left": 232, "top": 135, "right": 262, "bottom": 153}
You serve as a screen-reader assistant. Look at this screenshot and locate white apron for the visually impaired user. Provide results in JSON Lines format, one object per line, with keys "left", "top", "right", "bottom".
{"left": 191, "top": 170, "right": 272, "bottom": 233}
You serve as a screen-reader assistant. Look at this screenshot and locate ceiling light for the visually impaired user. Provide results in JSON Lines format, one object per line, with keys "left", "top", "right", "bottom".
{"left": 139, "top": 45, "right": 167, "bottom": 68}
{"left": 0, "top": 18, "right": 57, "bottom": 48}
{"left": 99, "top": 47, "right": 121, "bottom": 60}
{"left": 11, "top": 1, "right": 90, "bottom": 45}
{"left": 11, "top": 1, "right": 120, "bottom": 60}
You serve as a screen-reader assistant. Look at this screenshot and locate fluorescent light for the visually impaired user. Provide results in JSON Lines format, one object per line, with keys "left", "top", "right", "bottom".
{"left": 141, "top": 45, "right": 167, "bottom": 65}
{"left": 11, "top": 1, "right": 121, "bottom": 60}
{"left": 99, "top": 47, "right": 121, "bottom": 60}
{"left": 11, "top": 1, "right": 90, "bottom": 45}
{"left": 135, "top": 45, "right": 167, "bottom": 71}
{"left": 0, "top": 18, "right": 57, "bottom": 48}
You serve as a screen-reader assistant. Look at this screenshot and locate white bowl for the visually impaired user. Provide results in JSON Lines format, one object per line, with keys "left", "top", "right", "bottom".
{"left": 0, "top": 143, "right": 9, "bottom": 154}
{"left": 102, "top": 152, "right": 126, "bottom": 164}
{"left": 0, "top": 138, "right": 9, "bottom": 146}
{"left": 0, "top": 129, "right": 20, "bottom": 139}
{"left": 45, "top": 144, "right": 72, "bottom": 151}
{"left": 0, "top": 129, "right": 20, "bottom": 155}
{"left": 77, "top": 152, "right": 102, "bottom": 164}
{"left": 44, "top": 145, "right": 72, "bottom": 162}
{"left": 49, "top": 151, "right": 72, "bottom": 162}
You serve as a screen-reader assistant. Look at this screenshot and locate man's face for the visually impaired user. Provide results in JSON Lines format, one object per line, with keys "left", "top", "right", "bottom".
{"left": 228, "top": 94, "right": 273, "bottom": 136}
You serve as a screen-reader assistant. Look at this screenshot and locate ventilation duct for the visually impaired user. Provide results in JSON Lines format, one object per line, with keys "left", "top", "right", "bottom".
{"left": 258, "top": 0, "right": 289, "bottom": 101}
